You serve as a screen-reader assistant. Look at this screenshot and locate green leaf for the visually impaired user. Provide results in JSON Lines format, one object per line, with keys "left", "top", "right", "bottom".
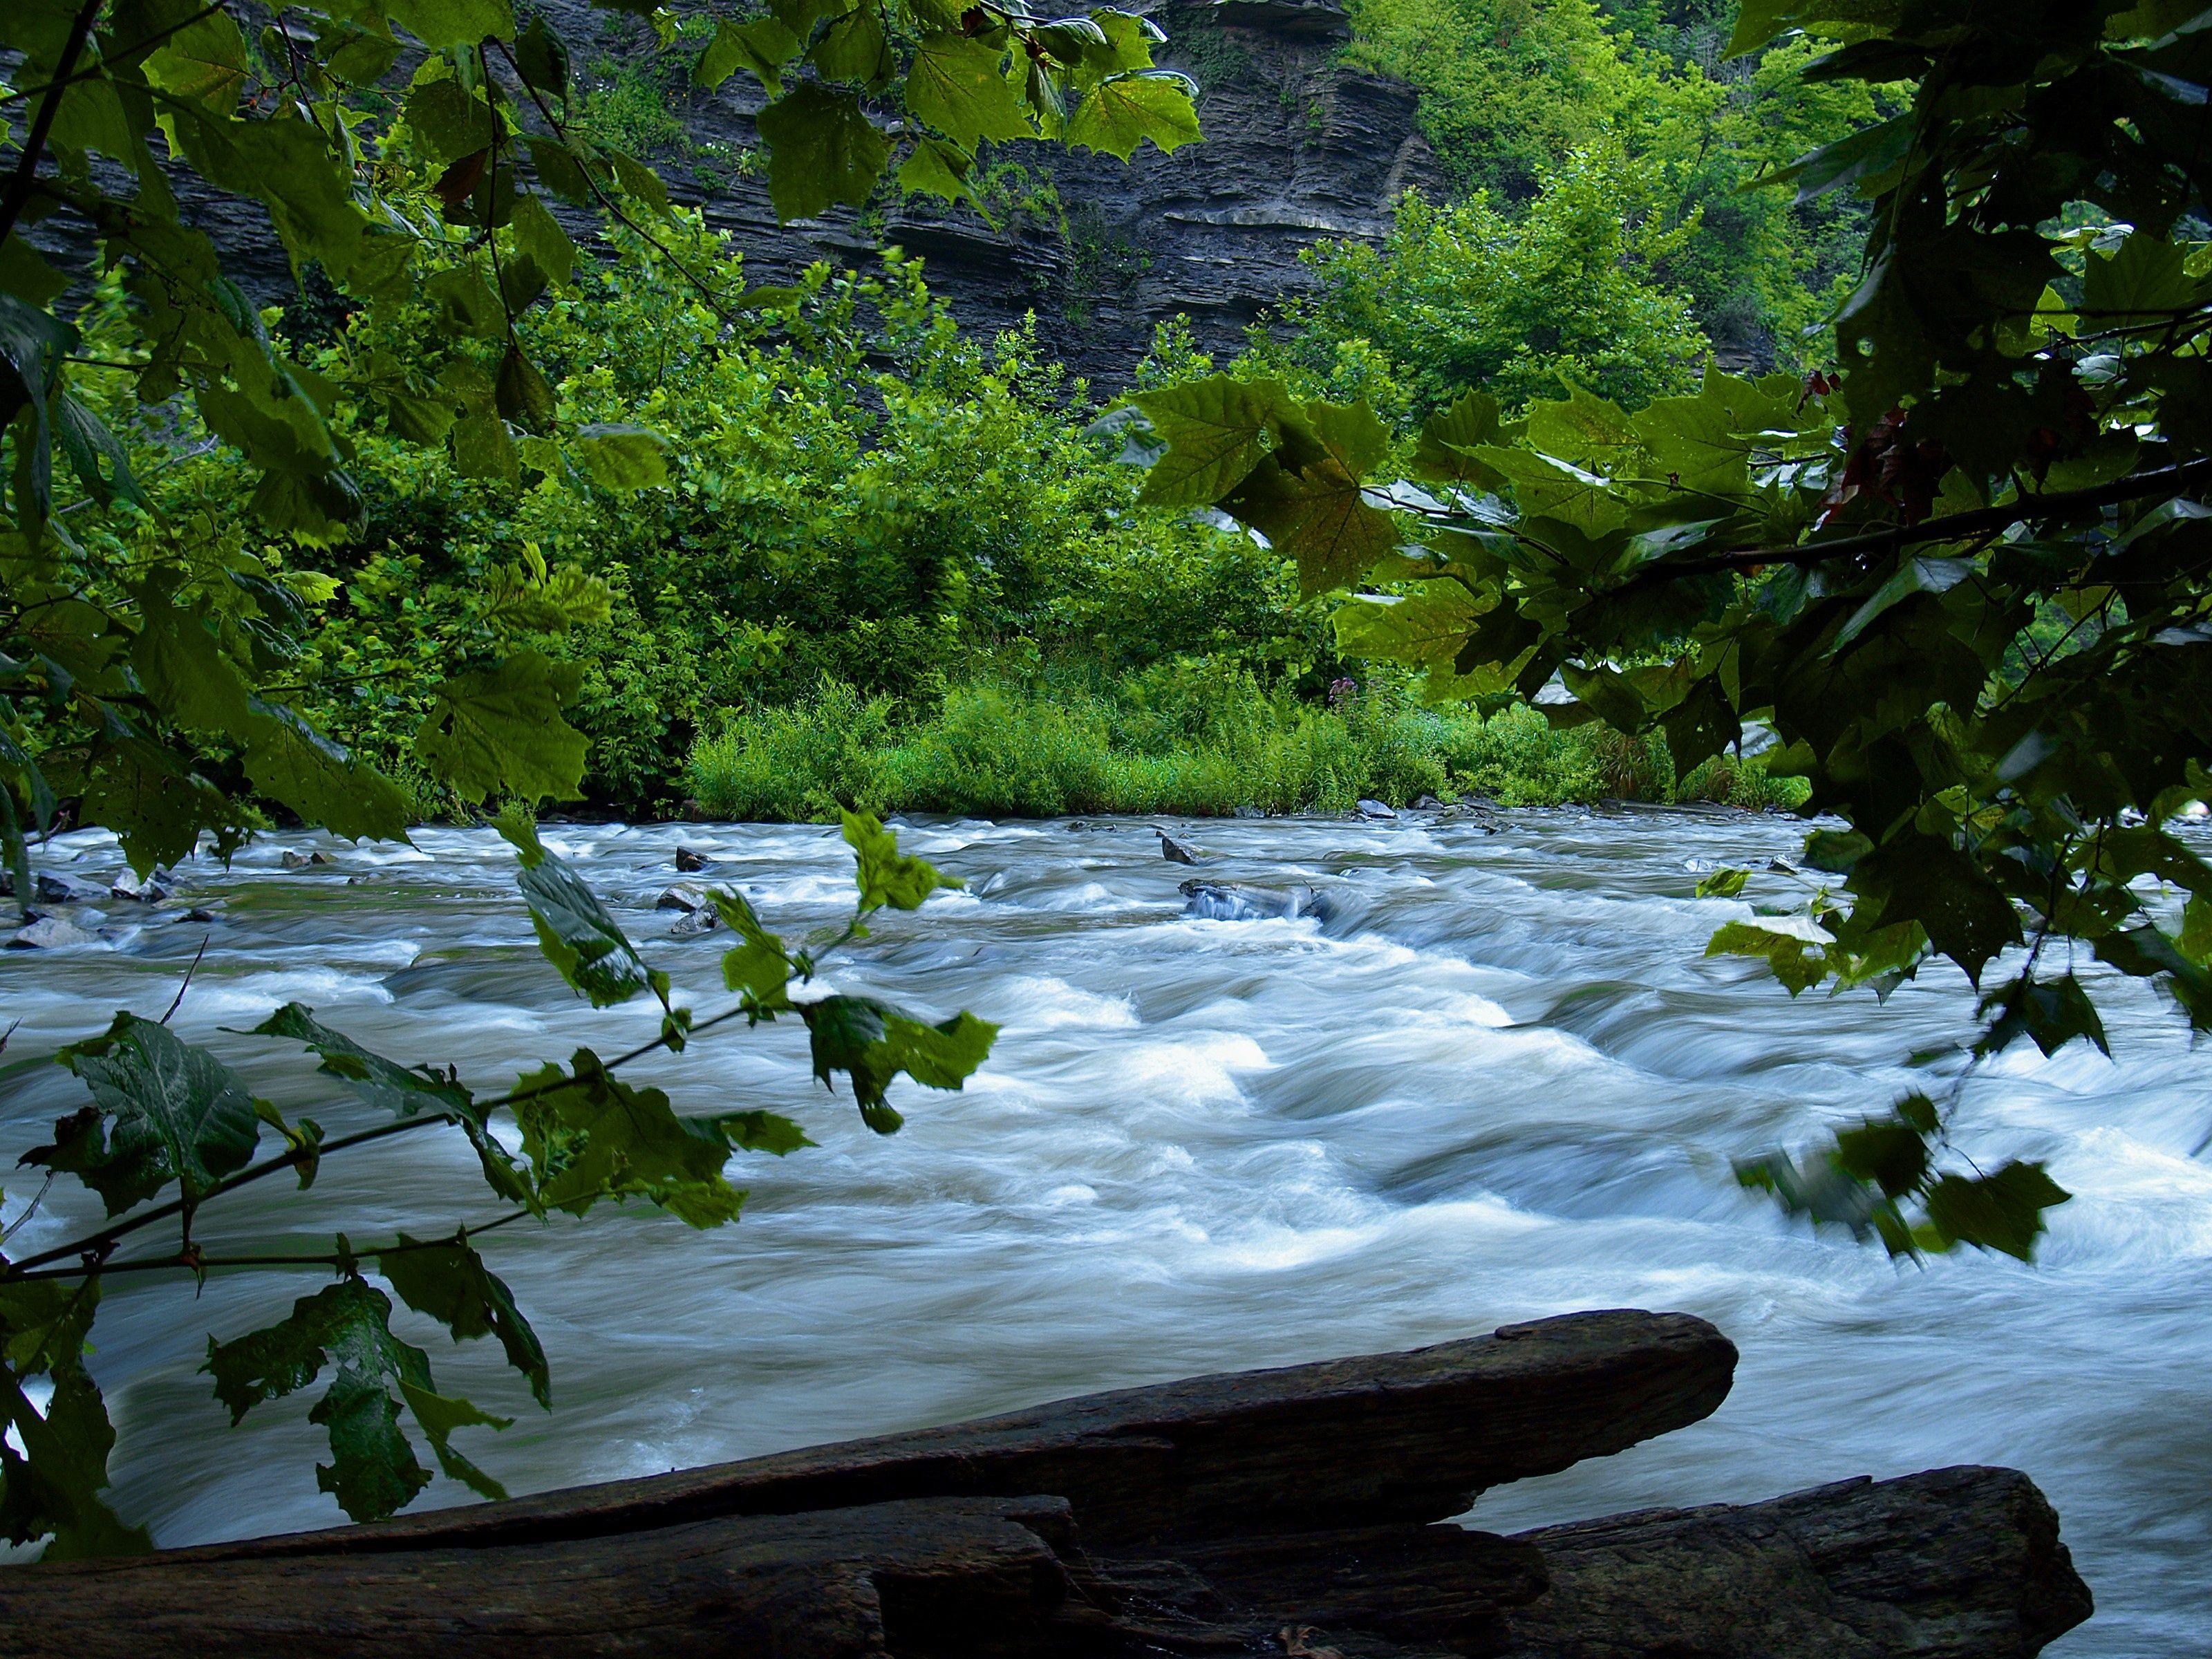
{"left": 45, "top": 1014, "right": 261, "bottom": 1216}
{"left": 1705, "top": 916, "right": 1833, "bottom": 995}
{"left": 1066, "top": 71, "right": 1200, "bottom": 160}
{"left": 1850, "top": 839, "right": 2022, "bottom": 986}
{"left": 203, "top": 1276, "right": 429, "bottom": 1521}
{"left": 251, "top": 1004, "right": 475, "bottom": 1122}
{"left": 243, "top": 702, "right": 412, "bottom": 844}
{"left": 1832, "top": 1099, "right": 1936, "bottom": 1199}
{"left": 416, "top": 649, "right": 588, "bottom": 805}
{"left": 697, "top": 17, "right": 801, "bottom": 93}
{"left": 1833, "top": 556, "right": 1974, "bottom": 650}
{"left": 715, "top": 890, "right": 796, "bottom": 1004}
{"left": 800, "top": 996, "right": 997, "bottom": 1134}
{"left": 1226, "top": 453, "right": 1399, "bottom": 597}
{"left": 1976, "top": 973, "right": 2111, "bottom": 1058}
{"left": 1411, "top": 390, "right": 1503, "bottom": 485}
{"left": 897, "top": 135, "right": 977, "bottom": 202}
{"left": 1696, "top": 868, "right": 1750, "bottom": 899}
{"left": 572, "top": 423, "right": 671, "bottom": 489}
{"left": 382, "top": 0, "right": 518, "bottom": 51}
{"left": 505, "top": 837, "right": 663, "bottom": 1008}
{"left": 377, "top": 1237, "right": 549, "bottom": 1409}
{"left": 129, "top": 582, "right": 252, "bottom": 735}
{"left": 510, "top": 1049, "right": 747, "bottom": 1224}
{"left": 140, "top": 8, "right": 248, "bottom": 113}
{"left": 496, "top": 346, "right": 557, "bottom": 438}
{"left": 757, "top": 84, "right": 890, "bottom": 222}
{"left": 1922, "top": 1162, "right": 2071, "bottom": 1261}
{"left": 514, "top": 15, "right": 572, "bottom": 96}
{"left": 0, "top": 1280, "right": 149, "bottom": 1559}
{"left": 1134, "top": 376, "right": 1297, "bottom": 506}
{"left": 843, "top": 809, "right": 957, "bottom": 911}
{"left": 905, "top": 36, "right": 1032, "bottom": 150}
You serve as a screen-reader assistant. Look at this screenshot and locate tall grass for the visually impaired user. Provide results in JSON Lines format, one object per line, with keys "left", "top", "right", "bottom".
{"left": 684, "top": 670, "right": 1807, "bottom": 821}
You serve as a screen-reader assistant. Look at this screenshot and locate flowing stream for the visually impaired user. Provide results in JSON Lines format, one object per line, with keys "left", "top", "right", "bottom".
{"left": 1, "top": 811, "right": 2206, "bottom": 1653}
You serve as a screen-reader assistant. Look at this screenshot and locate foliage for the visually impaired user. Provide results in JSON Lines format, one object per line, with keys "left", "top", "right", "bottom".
{"left": 1249, "top": 156, "right": 1712, "bottom": 422}
{"left": 0, "top": 0, "right": 1184, "bottom": 1554}
{"left": 1136, "top": 0, "right": 2212, "bottom": 1262}
{"left": 1336, "top": 0, "right": 1895, "bottom": 368}
{"left": 686, "top": 666, "right": 1804, "bottom": 819}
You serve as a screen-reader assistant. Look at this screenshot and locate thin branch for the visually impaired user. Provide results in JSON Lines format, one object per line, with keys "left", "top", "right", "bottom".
{"left": 0, "top": 0, "right": 104, "bottom": 247}
{"left": 160, "top": 933, "right": 211, "bottom": 1026}
{"left": 1613, "top": 457, "right": 2212, "bottom": 589}
{"left": 4, "top": 1209, "right": 536, "bottom": 1283}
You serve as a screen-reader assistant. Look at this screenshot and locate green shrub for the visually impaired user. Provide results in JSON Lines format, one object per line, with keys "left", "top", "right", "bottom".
{"left": 686, "top": 671, "right": 1808, "bottom": 821}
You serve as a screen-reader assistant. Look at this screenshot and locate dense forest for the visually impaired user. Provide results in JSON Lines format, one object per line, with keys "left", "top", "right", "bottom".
{"left": 1, "top": 2, "right": 2209, "bottom": 1641}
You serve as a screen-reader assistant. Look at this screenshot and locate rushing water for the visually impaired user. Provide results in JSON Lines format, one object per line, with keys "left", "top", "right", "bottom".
{"left": 1, "top": 811, "right": 2206, "bottom": 1652}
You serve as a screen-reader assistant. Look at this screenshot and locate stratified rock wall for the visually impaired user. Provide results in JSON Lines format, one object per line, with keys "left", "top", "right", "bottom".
{"left": 547, "top": 0, "right": 1440, "bottom": 384}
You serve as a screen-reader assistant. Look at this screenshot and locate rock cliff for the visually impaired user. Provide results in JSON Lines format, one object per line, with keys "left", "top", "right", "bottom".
{"left": 559, "top": 0, "right": 1442, "bottom": 385}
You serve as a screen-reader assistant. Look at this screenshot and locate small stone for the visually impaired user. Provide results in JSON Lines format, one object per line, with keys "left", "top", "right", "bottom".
{"left": 1157, "top": 829, "right": 1200, "bottom": 865}
{"left": 671, "top": 905, "right": 722, "bottom": 938}
{"left": 8, "top": 917, "right": 95, "bottom": 949}
{"left": 675, "top": 847, "right": 709, "bottom": 873}
{"left": 1412, "top": 794, "right": 1443, "bottom": 811}
{"left": 656, "top": 883, "right": 707, "bottom": 912}
{"left": 1356, "top": 798, "right": 1397, "bottom": 820}
{"left": 109, "top": 869, "right": 170, "bottom": 902}
{"left": 282, "top": 850, "right": 336, "bottom": 870}
{"left": 346, "top": 873, "right": 373, "bottom": 885}
{"left": 1767, "top": 857, "right": 1800, "bottom": 874}
{"left": 1233, "top": 805, "right": 1265, "bottom": 819}
{"left": 178, "top": 907, "right": 218, "bottom": 924}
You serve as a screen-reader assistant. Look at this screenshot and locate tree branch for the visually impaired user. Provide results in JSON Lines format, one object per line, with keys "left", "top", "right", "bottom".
{"left": 1618, "top": 456, "right": 2212, "bottom": 589}
{"left": 0, "top": 0, "right": 104, "bottom": 247}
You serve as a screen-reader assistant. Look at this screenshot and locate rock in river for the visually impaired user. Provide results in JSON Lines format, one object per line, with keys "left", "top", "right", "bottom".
{"left": 1181, "top": 880, "right": 1335, "bottom": 924}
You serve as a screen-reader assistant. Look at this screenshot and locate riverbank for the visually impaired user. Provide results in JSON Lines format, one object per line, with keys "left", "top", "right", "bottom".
{"left": 684, "top": 678, "right": 1808, "bottom": 822}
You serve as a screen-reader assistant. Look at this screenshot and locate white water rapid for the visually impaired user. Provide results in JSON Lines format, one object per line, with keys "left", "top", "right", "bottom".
{"left": 1, "top": 811, "right": 2205, "bottom": 1653}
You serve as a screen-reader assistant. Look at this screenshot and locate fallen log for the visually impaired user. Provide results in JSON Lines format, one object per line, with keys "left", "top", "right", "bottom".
{"left": 1496, "top": 1465, "right": 2094, "bottom": 1659}
{"left": 0, "top": 1313, "right": 2093, "bottom": 1658}
{"left": 179, "top": 1308, "right": 1738, "bottom": 1558}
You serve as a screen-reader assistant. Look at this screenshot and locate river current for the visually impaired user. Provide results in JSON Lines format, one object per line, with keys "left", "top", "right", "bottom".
{"left": 1, "top": 810, "right": 2206, "bottom": 1653}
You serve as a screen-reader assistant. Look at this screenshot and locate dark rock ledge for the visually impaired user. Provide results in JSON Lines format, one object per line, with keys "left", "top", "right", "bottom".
{"left": 0, "top": 1310, "right": 2090, "bottom": 1657}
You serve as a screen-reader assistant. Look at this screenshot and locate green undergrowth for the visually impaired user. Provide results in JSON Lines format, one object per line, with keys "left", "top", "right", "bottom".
{"left": 685, "top": 671, "right": 1808, "bottom": 822}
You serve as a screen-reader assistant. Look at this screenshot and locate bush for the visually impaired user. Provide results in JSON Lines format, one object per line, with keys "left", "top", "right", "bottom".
{"left": 686, "top": 671, "right": 1809, "bottom": 821}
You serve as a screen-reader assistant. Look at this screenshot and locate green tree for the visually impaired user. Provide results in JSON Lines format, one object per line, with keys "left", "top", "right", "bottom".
{"left": 1137, "top": 0, "right": 2212, "bottom": 1262}
{"left": 1257, "top": 149, "right": 1711, "bottom": 422}
{"left": 0, "top": 0, "right": 1191, "bottom": 1548}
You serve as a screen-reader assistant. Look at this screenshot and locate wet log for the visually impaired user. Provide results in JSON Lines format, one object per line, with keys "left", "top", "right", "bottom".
{"left": 182, "top": 1309, "right": 1738, "bottom": 1559}
{"left": 1496, "top": 1465, "right": 2094, "bottom": 1658}
{"left": 0, "top": 1495, "right": 1096, "bottom": 1659}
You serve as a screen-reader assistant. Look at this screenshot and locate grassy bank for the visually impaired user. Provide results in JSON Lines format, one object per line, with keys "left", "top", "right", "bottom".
{"left": 685, "top": 673, "right": 1808, "bottom": 821}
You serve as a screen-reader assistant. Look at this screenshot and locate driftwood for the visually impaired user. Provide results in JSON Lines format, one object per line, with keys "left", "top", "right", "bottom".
{"left": 1499, "top": 1465, "right": 2095, "bottom": 1659}
{"left": 0, "top": 1311, "right": 2092, "bottom": 1658}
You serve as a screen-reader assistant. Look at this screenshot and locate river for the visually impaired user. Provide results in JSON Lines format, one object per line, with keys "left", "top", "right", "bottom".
{"left": 1, "top": 811, "right": 2205, "bottom": 1653}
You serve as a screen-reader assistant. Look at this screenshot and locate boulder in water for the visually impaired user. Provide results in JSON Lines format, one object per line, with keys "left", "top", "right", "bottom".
{"left": 674, "top": 847, "right": 709, "bottom": 873}
{"left": 35, "top": 872, "right": 104, "bottom": 904}
{"left": 8, "top": 917, "right": 95, "bottom": 949}
{"left": 1157, "top": 829, "right": 1201, "bottom": 865}
{"left": 1356, "top": 798, "right": 1397, "bottom": 820}
{"left": 109, "top": 869, "right": 169, "bottom": 902}
{"left": 671, "top": 904, "right": 721, "bottom": 938}
{"left": 655, "top": 883, "right": 707, "bottom": 912}
{"left": 281, "top": 850, "right": 335, "bottom": 870}
{"left": 1181, "top": 879, "right": 1335, "bottom": 924}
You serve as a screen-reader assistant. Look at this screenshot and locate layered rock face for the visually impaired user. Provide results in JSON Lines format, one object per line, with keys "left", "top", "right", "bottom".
{"left": 555, "top": 0, "right": 1441, "bottom": 385}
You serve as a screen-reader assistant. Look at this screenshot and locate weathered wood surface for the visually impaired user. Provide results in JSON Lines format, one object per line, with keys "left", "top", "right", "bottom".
{"left": 178, "top": 1309, "right": 1738, "bottom": 1558}
{"left": 1496, "top": 1465, "right": 2094, "bottom": 1658}
{"left": 0, "top": 1313, "right": 2095, "bottom": 1658}
{"left": 0, "top": 1495, "right": 1089, "bottom": 1659}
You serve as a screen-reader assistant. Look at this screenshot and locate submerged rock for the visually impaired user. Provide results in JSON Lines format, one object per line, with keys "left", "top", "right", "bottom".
{"left": 35, "top": 873, "right": 105, "bottom": 904}
{"left": 109, "top": 869, "right": 170, "bottom": 902}
{"left": 1158, "top": 829, "right": 1201, "bottom": 865}
{"left": 8, "top": 917, "right": 95, "bottom": 949}
{"left": 671, "top": 904, "right": 721, "bottom": 938}
{"left": 1181, "top": 879, "right": 1335, "bottom": 924}
{"left": 281, "top": 850, "right": 335, "bottom": 870}
{"left": 674, "top": 847, "right": 709, "bottom": 873}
